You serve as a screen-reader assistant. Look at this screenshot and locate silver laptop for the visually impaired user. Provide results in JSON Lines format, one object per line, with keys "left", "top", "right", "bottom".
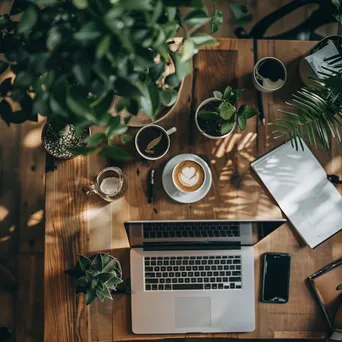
{"left": 125, "top": 219, "right": 286, "bottom": 334}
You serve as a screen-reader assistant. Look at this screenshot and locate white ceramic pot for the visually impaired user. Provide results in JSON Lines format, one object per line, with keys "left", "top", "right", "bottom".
{"left": 195, "top": 97, "right": 237, "bottom": 140}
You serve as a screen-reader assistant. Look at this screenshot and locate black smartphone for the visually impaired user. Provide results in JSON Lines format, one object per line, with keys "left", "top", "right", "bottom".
{"left": 261, "top": 252, "right": 291, "bottom": 303}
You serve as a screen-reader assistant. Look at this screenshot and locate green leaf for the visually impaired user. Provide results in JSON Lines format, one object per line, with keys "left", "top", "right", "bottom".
{"left": 72, "top": 63, "right": 91, "bottom": 86}
{"left": 238, "top": 104, "right": 257, "bottom": 119}
{"left": 181, "top": 39, "right": 195, "bottom": 62}
{"left": 98, "top": 145, "right": 133, "bottom": 161}
{"left": 76, "top": 276, "right": 89, "bottom": 288}
{"left": 184, "top": 10, "right": 210, "bottom": 26}
{"left": 166, "top": 7, "right": 177, "bottom": 21}
{"left": 9, "top": 110, "right": 31, "bottom": 124}
{"left": 119, "top": 0, "right": 152, "bottom": 11}
{"left": 228, "top": 2, "right": 253, "bottom": 25}
{"left": 162, "top": 0, "right": 204, "bottom": 8}
{"left": 0, "top": 100, "right": 12, "bottom": 126}
{"left": 90, "top": 91, "right": 114, "bottom": 118}
{"left": 121, "top": 134, "right": 132, "bottom": 144}
{"left": 140, "top": 84, "right": 160, "bottom": 119}
{"left": 219, "top": 101, "right": 236, "bottom": 120}
{"left": 87, "top": 132, "right": 106, "bottom": 146}
{"left": 221, "top": 120, "right": 235, "bottom": 135}
{"left": 149, "top": 61, "right": 165, "bottom": 82}
{"left": 197, "top": 110, "right": 218, "bottom": 120}
{"left": 67, "top": 146, "right": 96, "bottom": 155}
{"left": 160, "top": 88, "right": 178, "bottom": 107}
{"left": 15, "top": 72, "right": 33, "bottom": 88}
{"left": 210, "top": 8, "right": 223, "bottom": 33}
{"left": 213, "top": 91, "right": 222, "bottom": 100}
{"left": 88, "top": 254, "right": 102, "bottom": 273}
{"left": 238, "top": 114, "right": 246, "bottom": 131}
{"left": 174, "top": 53, "right": 192, "bottom": 81}
{"left": 331, "top": 0, "right": 341, "bottom": 9}
{"left": 74, "top": 22, "right": 101, "bottom": 41}
{"left": 106, "top": 276, "right": 123, "bottom": 289}
{"left": 95, "top": 289, "right": 105, "bottom": 302}
{"left": 165, "top": 73, "right": 180, "bottom": 87}
{"left": 72, "top": 0, "right": 88, "bottom": 10}
{"left": 17, "top": 4, "right": 39, "bottom": 34}
{"left": 92, "top": 278, "right": 99, "bottom": 291}
{"left": 190, "top": 33, "right": 219, "bottom": 49}
{"left": 0, "top": 62, "right": 9, "bottom": 74}
{"left": 228, "top": 89, "right": 244, "bottom": 105}
{"left": 114, "top": 77, "right": 142, "bottom": 97}
{"left": 78, "top": 255, "right": 92, "bottom": 271}
{"left": 96, "top": 35, "right": 111, "bottom": 59}
{"left": 223, "top": 86, "right": 232, "bottom": 100}
{"left": 96, "top": 283, "right": 112, "bottom": 300}
{"left": 85, "top": 287, "right": 96, "bottom": 305}
{"left": 96, "top": 272, "right": 115, "bottom": 283}
{"left": 102, "top": 257, "right": 119, "bottom": 273}
{"left": 0, "top": 14, "right": 10, "bottom": 29}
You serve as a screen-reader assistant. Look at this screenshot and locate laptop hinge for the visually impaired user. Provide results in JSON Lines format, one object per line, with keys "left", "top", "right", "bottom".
{"left": 142, "top": 242, "right": 241, "bottom": 251}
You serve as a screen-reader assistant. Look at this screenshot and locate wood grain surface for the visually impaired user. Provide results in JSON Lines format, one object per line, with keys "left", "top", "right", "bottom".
{"left": 44, "top": 38, "right": 342, "bottom": 341}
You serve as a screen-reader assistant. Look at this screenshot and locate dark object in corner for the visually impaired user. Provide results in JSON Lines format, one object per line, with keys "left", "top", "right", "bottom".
{"left": 235, "top": 0, "right": 336, "bottom": 41}
{"left": 0, "top": 327, "right": 12, "bottom": 342}
{"left": 328, "top": 174, "right": 342, "bottom": 185}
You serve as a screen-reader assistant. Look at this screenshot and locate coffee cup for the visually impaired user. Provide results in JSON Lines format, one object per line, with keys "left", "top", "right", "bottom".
{"left": 135, "top": 124, "right": 177, "bottom": 160}
{"left": 253, "top": 57, "right": 287, "bottom": 93}
{"left": 172, "top": 160, "right": 206, "bottom": 193}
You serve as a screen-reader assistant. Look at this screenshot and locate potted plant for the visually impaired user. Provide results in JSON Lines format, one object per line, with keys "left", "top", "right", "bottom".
{"left": 195, "top": 86, "right": 257, "bottom": 139}
{"left": 65, "top": 253, "right": 123, "bottom": 305}
{"left": 0, "top": 0, "right": 223, "bottom": 161}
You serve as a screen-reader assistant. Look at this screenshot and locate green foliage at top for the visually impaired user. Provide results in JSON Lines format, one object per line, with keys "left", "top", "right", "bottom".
{"left": 269, "top": 71, "right": 342, "bottom": 151}
{"left": 0, "top": 0, "right": 220, "bottom": 160}
{"left": 197, "top": 86, "right": 257, "bottom": 136}
{"left": 65, "top": 253, "right": 123, "bottom": 305}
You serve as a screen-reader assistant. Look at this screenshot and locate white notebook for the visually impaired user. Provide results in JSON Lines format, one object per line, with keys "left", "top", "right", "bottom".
{"left": 251, "top": 140, "right": 342, "bottom": 248}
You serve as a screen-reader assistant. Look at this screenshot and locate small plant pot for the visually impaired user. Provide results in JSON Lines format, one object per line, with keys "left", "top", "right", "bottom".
{"left": 195, "top": 97, "right": 237, "bottom": 140}
{"left": 41, "top": 122, "right": 90, "bottom": 160}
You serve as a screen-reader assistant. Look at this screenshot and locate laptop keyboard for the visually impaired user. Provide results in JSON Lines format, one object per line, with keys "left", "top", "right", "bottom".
{"left": 144, "top": 255, "right": 242, "bottom": 291}
{"left": 143, "top": 222, "right": 240, "bottom": 239}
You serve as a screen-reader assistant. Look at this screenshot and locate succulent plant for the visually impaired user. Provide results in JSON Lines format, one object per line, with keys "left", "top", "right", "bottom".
{"left": 65, "top": 253, "right": 123, "bottom": 305}
{"left": 197, "top": 86, "right": 257, "bottom": 137}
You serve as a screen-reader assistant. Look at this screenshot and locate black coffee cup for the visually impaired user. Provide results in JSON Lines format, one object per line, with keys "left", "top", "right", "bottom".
{"left": 135, "top": 124, "right": 177, "bottom": 160}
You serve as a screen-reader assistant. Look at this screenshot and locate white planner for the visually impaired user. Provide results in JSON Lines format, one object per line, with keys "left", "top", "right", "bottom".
{"left": 251, "top": 140, "right": 342, "bottom": 248}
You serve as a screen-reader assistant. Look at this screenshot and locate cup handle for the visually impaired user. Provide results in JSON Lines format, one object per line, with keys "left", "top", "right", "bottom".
{"left": 83, "top": 184, "right": 97, "bottom": 196}
{"left": 166, "top": 127, "right": 177, "bottom": 136}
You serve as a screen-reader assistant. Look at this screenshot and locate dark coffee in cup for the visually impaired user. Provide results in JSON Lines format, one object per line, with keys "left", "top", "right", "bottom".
{"left": 135, "top": 125, "right": 178, "bottom": 160}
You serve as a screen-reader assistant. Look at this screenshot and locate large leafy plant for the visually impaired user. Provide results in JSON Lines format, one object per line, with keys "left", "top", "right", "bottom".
{"left": 65, "top": 253, "right": 123, "bottom": 305}
{"left": 0, "top": 0, "right": 222, "bottom": 160}
{"left": 270, "top": 71, "right": 342, "bottom": 150}
{"left": 197, "top": 86, "right": 257, "bottom": 136}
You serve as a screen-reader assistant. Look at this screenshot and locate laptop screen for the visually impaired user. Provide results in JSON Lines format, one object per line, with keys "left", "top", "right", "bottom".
{"left": 125, "top": 220, "right": 286, "bottom": 248}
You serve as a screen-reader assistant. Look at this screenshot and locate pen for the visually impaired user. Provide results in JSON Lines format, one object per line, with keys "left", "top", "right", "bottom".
{"left": 148, "top": 168, "right": 155, "bottom": 204}
{"left": 257, "top": 90, "right": 265, "bottom": 125}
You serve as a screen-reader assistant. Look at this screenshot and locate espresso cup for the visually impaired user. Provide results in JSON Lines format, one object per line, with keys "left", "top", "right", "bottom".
{"left": 172, "top": 160, "right": 206, "bottom": 193}
{"left": 135, "top": 124, "right": 177, "bottom": 160}
{"left": 253, "top": 57, "right": 287, "bottom": 93}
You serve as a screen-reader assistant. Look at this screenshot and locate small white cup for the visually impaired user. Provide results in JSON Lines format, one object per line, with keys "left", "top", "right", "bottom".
{"left": 135, "top": 124, "right": 176, "bottom": 160}
{"left": 171, "top": 160, "right": 206, "bottom": 193}
{"left": 253, "top": 57, "right": 287, "bottom": 93}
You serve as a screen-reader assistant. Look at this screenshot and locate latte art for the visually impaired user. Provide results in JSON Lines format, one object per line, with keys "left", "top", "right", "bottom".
{"left": 173, "top": 160, "right": 205, "bottom": 192}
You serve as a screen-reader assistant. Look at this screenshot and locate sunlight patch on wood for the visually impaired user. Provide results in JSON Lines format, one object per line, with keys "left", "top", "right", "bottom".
{"left": 27, "top": 209, "right": 44, "bottom": 227}
{"left": 0, "top": 205, "right": 9, "bottom": 222}
{"left": 23, "top": 127, "right": 43, "bottom": 148}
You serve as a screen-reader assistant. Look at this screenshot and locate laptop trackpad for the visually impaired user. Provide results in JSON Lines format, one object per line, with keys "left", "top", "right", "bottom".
{"left": 175, "top": 297, "right": 211, "bottom": 328}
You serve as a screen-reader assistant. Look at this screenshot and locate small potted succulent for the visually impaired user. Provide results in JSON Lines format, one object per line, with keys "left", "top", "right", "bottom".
{"left": 195, "top": 86, "right": 257, "bottom": 139}
{"left": 65, "top": 253, "right": 123, "bottom": 305}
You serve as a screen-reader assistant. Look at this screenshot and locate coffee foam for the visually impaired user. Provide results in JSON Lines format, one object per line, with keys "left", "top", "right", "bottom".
{"left": 173, "top": 160, "right": 205, "bottom": 192}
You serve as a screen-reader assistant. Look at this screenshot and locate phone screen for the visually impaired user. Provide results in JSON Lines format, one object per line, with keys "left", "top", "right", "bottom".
{"left": 262, "top": 253, "right": 291, "bottom": 303}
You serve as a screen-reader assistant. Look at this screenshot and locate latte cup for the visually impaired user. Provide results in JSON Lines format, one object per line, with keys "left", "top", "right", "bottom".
{"left": 172, "top": 160, "right": 206, "bottom": 193}
{"left": 135, "top": 124, "right": 177, "bottom": 160}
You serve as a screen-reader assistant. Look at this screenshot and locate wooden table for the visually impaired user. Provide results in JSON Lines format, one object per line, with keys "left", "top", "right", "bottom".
{"left": 44, "top": 38, "right": 342, "bottom": 341}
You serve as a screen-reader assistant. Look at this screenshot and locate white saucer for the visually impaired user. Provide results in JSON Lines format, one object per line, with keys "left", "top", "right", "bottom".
{"left": 162, "top": 154, "right": 212, "bottom": 204}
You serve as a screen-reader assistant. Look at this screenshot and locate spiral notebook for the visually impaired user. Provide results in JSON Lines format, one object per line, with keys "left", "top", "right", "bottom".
{"left": 251, "top": 140, "right": 342, "bottom": 248}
